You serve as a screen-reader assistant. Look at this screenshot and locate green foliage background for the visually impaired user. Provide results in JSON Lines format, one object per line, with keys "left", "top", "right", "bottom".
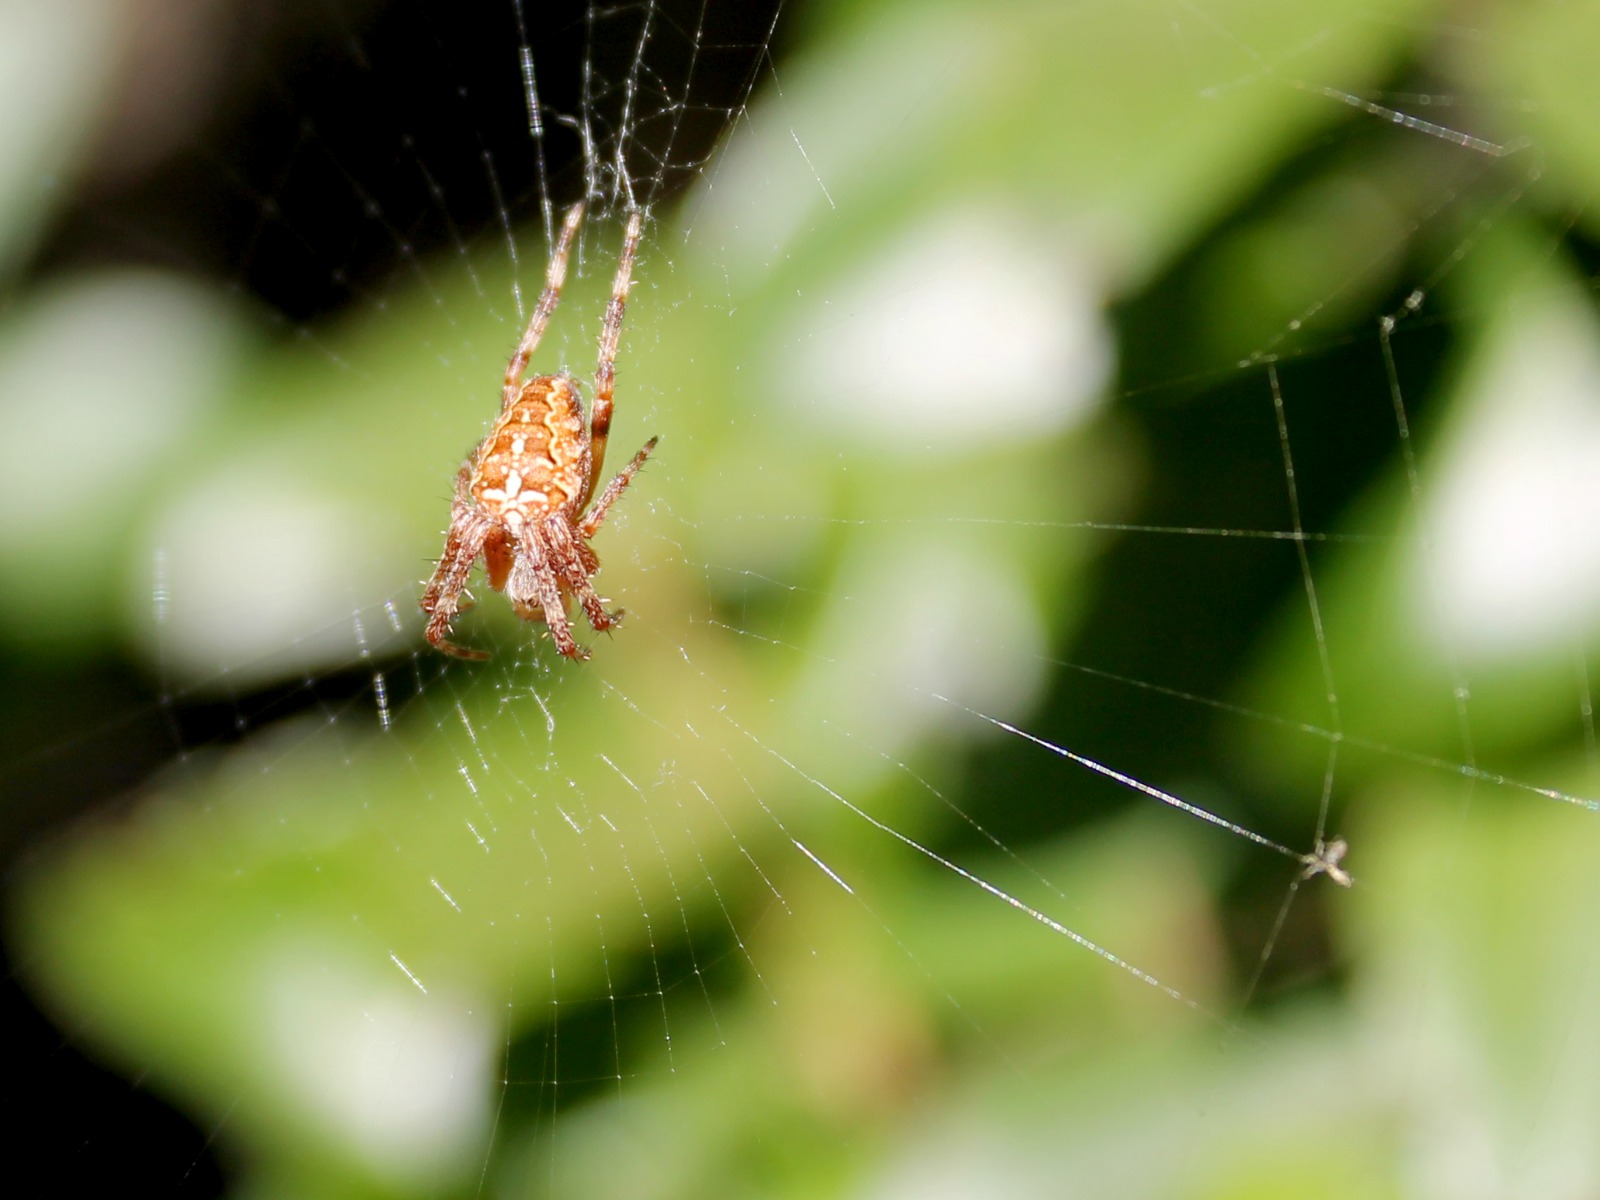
{"left": 5, "top": 0, "right": 1600, "bottom": 1196}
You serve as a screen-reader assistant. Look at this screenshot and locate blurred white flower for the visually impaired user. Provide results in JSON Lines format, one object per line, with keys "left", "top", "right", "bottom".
{"left": 1419, "top": 285, "right": 1600, "bottom": 659}
{"left": 771, "top": 205, "right": 1113, "bottom": 450}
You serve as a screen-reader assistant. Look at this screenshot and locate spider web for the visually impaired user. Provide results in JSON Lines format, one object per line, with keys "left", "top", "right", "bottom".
{"left": 5, "top": 1, "right": 1600, "bottom": 1197}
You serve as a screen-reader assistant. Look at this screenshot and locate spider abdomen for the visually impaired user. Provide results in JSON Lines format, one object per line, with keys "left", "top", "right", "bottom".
{"left": 469, "top": 374, "right": 590, "bottom": 521}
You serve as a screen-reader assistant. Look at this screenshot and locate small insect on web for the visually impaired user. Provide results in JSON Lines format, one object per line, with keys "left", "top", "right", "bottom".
{"left": 420, "top": 204, "right": 658, "bottom": 661}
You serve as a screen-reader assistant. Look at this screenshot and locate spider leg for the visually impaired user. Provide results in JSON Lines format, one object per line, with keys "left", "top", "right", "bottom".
{"left": 514, "top": 526, "right": 589, "bottom": 659}
{"left": 445, "top": 466, "right": 483, "bottom": 609}
{"left": 502, "top": 203, "right": 584, "bottom": 410}
{"left": 581, "top": 208, "right": 644, "bottom": 508}
{"left": 421, "top": 510, "right": 495, "bottom": 660}
{"left": 544, "top": 513, "right": 620, "bottom": 634}
{"left": 578, "top": 436, "right": 658, "bottom": 540}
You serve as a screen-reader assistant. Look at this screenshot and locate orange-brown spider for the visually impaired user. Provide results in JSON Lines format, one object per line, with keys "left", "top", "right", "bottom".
{"left": 421, "top": 203, "right": 657, "bottom": 660}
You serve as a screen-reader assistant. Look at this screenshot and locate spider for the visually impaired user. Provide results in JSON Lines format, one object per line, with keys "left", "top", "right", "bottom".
{"left": 421, "top": 203, "right": 657, "bottom": 661}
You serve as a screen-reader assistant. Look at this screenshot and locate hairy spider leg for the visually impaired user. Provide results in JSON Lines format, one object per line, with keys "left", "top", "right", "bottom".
{"left": 437, "top": 465, "right": 496, "bottom": 598}
{"left": 582, "top": 208, "right": 644, "bottom": 508}
{"left": 512, "top": 525, "right": 586, "bottom": 659}
{"left": 502, "top": 202, "right": 585, "bottom": 409}
{"left": 579, "top": 436, "right": 659, "bottom": 540}
{"left": 421, "top": 504, "right": 495, "bottom": 660}
{"left": 543, "top": 512, "right": 618, "bottom": 635}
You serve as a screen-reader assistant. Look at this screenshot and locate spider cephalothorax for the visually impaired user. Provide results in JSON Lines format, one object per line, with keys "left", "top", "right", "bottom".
{"left": 421, "top": 203, "right": 657, "bottom": 660}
